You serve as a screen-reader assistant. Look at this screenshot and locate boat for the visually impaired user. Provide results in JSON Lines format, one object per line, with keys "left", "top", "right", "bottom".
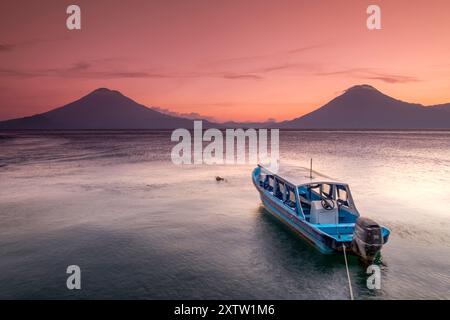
{"left": 252, "top": 164, "right": 390, "bottom": 262}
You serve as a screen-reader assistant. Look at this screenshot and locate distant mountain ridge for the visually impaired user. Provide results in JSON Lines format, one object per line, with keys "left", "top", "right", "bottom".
{"left": 278, "top": 85, "right": 450, "bottom": 129}
{"left": 0, "top": 85, "right": 449, "bottom": 129}
{"left": 0, "top": 88, "right": 216, "bottom": 129}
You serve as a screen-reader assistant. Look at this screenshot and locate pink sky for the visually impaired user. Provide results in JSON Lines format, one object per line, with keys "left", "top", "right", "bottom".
{"left": 1, "top": 0, "right": 449, "bottom": 122}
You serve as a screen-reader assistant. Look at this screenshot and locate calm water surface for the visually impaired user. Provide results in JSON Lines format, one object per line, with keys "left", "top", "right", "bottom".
{"left": 0, "top": 130, "right": 449, "bottom": 299}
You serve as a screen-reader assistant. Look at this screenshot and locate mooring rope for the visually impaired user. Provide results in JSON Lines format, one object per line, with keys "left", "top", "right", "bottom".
{"left": 342, "top": 244, "right": 354, "bottom": 300}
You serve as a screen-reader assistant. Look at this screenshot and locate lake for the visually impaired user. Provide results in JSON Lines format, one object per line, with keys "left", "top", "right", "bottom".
{"left": 0, "top": 130, "right": 449, "bottom": 299}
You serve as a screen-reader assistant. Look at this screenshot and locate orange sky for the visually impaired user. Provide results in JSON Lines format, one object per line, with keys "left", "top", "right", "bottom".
{"left": 1, "top": 0, "right": 449, "bottom": 122}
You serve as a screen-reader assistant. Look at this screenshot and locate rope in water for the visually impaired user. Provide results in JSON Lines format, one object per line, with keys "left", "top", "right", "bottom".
{"left": 342, "top": 244, "right": 354, "bottom": 300}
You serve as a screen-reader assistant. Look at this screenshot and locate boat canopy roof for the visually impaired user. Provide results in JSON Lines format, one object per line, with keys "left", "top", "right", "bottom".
{"left": 258, "top": 163, "right": 346, "bottom": 187}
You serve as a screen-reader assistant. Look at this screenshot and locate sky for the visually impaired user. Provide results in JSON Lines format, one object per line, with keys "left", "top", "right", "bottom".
{"left": 0, "top": 0, "right": 449, "bottom": 122}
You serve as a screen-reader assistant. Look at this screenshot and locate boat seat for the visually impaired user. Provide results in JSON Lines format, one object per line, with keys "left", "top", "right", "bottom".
{"left": 310, "top": 200, "right": 338, "bottom": 224}
{"left": 299, "top": 196, "right": 311, "bottom": 205}
{"left": 261, "top": 181, "right": 274, "bottom": 192}
{"left": 275, "top": 190, "right": 283, "bottom": 200}
{"left": 284, "top": 200, "right": 296, "bottom": 209}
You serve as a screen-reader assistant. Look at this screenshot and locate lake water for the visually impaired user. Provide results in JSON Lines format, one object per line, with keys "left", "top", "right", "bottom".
{"left": 0, "top": 130, "right": 449, "bottom": 299}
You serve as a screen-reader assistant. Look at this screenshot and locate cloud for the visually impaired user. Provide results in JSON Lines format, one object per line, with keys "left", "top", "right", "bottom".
{"left": 0, "top": 44, "right": 14, "bottom": 52}
{"left": 0, "top": 63, "right": 93, "bottom": 78}
{"left": 221, "top": 73, "right": 262, "bottom": 80}
{"left": 318, "top": 68, "right": 420, "bottom": 83}
{"left": 252, "top": 62, "right": 314, "bottom": 74}
{"left": 365, "top": 74, "right": 420, "bottom": 84}
{"left": 0, "top": 36, "right": 72, "bottom": 54}
{"left": 0, "top": 61, "right": 264, "bottom": 81}
{"left": 87, "top": 70, "right": 262, "bottom": 80}
{"left": 0, "top": 42, "right": 325, "bottom": 81}
{"left": 210, "top": 44, "right": 325, "bottom": 65}
{"left": 70, "top": 61, "right": 91, "bottom": 71}
{"left": 317, "top": 68, "right": 367, "bottom": 76}
{"left": 2, "top": 61, "right": 417, "bottom": 85}
{"left": 190, "top": 44, "right": 326, "bottom": 79}
{"left": 0, "top": 41, "right": 322, "bottom": 82}
{"left": 0, "top": 68, "right": 40, "bottom": 77}
{"left": 151, "top": 106, "right": 217, "bottom": 122}
{"left": 94, "top": 71, "right": 172, "bottom": 79}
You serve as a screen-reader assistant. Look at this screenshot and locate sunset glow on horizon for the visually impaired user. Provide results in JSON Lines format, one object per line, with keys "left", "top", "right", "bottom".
{"left": 1, "top": 0, "right": 450, "bottom": 122}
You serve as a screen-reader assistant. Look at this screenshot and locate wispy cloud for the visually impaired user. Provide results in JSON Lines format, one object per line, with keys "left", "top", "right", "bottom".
{"left": 0, "top": 44, "right": 14, "bottom": 52}
{"left": 221, "top": 73, "right": 262, "bottom": 80}
{"left": 318, "top": 68, "right": 420, "bottom": 84}
{"left": 364, "top": 74, "right": 419, "bottom": 84}
{"left": 0, "top": 61, "right": 93, "bottom": 78}
{"left": 0, "top": 36, "right": 72, "bottom": 54}
{"left": 190, "top": 44, "right": 326, "bottom": 79}
{"left": 0, "top": 41, "right": 325, "bottom": 82}
{"left": 0, "top": 68, "right": 40, "bottom": 77}
{"left": 2, "top": 60, "right": 418, "bottom": 85}
{"left": 0, "top": 61, "right": 264, "bottom": 81}
{"left": 0, "top": 42, "right": 326, "bottom": 81}
{"left": 252, "top": 62, "right": 316, "bottom": 74}
{"left": 210, "top": 44, "right": 325, "bottom": 65}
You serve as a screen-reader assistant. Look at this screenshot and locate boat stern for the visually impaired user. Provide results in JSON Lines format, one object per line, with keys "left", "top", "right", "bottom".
{"left": 351, "top": 217, "right": 389, "bottom": 262}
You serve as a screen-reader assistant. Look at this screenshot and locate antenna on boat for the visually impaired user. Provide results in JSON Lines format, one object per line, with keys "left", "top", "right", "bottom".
{"left": 309, "top": 158, "right": 313, "bottom": 179}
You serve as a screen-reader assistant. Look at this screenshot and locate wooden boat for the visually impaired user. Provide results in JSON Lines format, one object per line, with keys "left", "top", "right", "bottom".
{"left": 252, "top": 164, "right": 390, "bottom": 262}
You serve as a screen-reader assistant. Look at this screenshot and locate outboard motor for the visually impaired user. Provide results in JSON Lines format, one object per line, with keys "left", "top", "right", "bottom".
{"left": 352, "top": 217, "right": 383, "bottom": 263}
